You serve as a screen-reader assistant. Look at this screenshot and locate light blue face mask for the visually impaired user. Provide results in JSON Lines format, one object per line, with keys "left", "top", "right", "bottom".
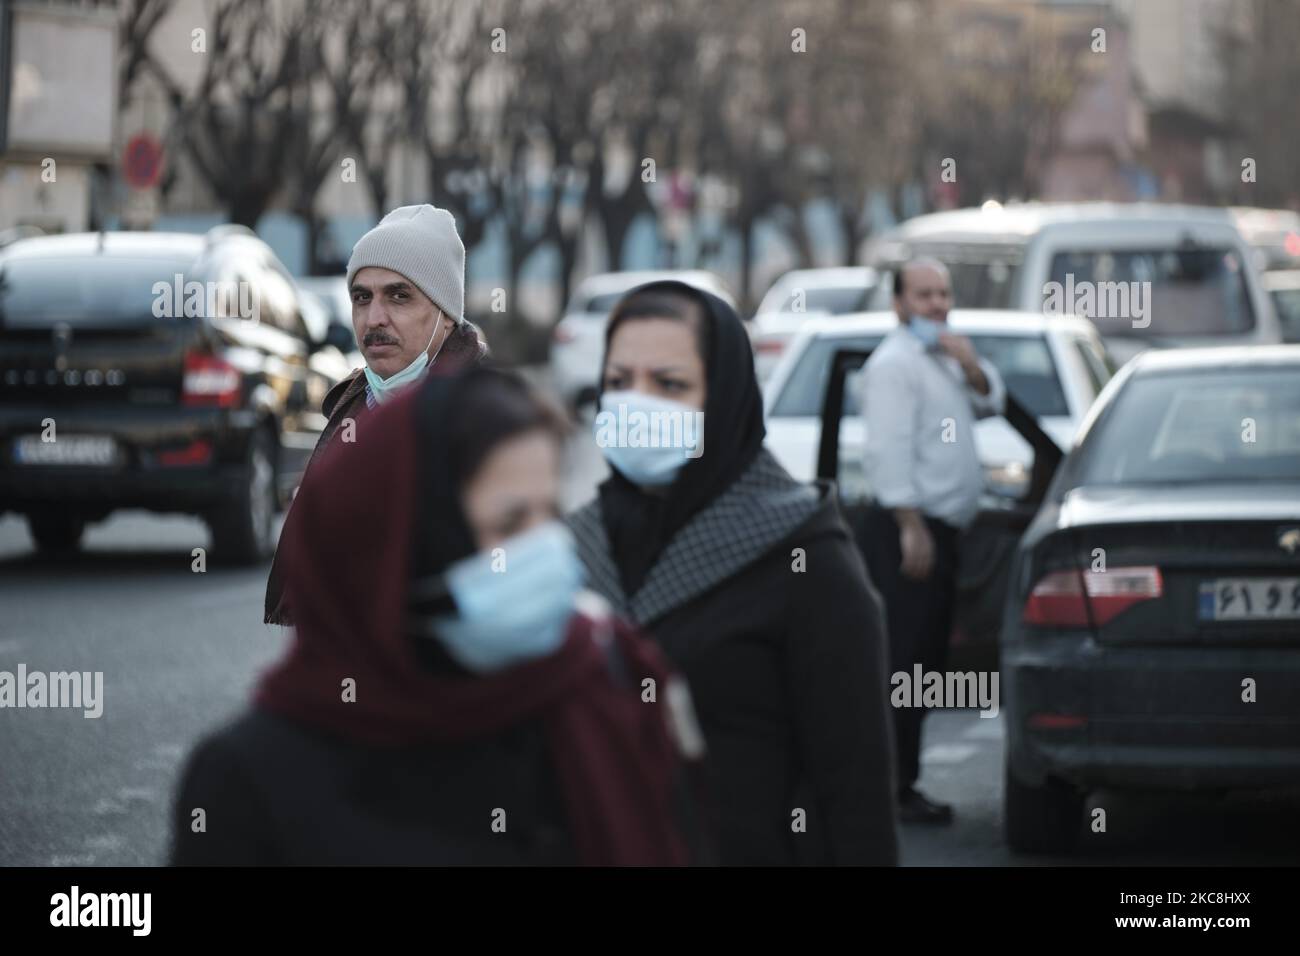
{"left": 907, "top": 314, "right": 946, "bottom": 350}
{"left": 594, "top": 389, "right": 704, "bottom": 487}
{"left": 363, "top": 313, "right": 448, "bottom": 404}
{"left": 428, "top": 520, "right": 584, "bottom": 673}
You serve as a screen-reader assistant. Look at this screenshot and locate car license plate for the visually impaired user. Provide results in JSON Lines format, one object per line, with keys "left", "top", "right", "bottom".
{"left": 1198, "top": 578, "right": 1300, "bottom": 621}
{"left": 13, "top": 435, "right": 120, "bottom": 467}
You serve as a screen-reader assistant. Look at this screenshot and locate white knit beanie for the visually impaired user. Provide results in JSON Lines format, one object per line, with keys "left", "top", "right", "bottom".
{"left": 346, "top": 204, "right": 465, "bottom": 322}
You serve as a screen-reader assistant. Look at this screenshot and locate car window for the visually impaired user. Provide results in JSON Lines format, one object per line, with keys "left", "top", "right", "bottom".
{"left": 770, "top": 335, "right": 885, "bottom": 417}
{"left": 947, "top": 259, "right": 1019, "bottom": 309}
{"left": 772, "top": 331, "right": 1069, "bottom": 419}
{"left": 868, "top": 261, "right": 1019, "bottom": 310}
{"left": 0, "top": 255, "right": 197, "bottom": 328}
{"left": 873, "top": 255, "right": 1021, "bottom": 309}
{"left": 969, "top": 335, "right": 1070, "bottom": 416}
{"left": 769, "top": 286, "right": 870, "bottom": 315}
{"left": 1067, "top": 369, "right": 1300, "bottom": 486}
{"left": 255, "top": 257, "right": 308, "bottom": 340}
{"left": 1046, "top": 247, "right": 1255, "bottom": 337}
{"left": 1270, "top": 288, "right": 1300, "bottom": 343}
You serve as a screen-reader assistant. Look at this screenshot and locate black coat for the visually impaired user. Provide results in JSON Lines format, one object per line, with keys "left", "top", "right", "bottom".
{"left": 572, "top": 482, "right": 900, "bottom": 866}
{"left": 263, "top": 320, "right": 488, "bottom": 626}
{"left": 171, "top": 709, "right": 579, "bottom": 865}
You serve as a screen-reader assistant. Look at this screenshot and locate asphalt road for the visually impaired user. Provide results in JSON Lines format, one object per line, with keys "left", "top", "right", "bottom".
{"left": 2, "top": 425, "right": 1298, "bottom": 866}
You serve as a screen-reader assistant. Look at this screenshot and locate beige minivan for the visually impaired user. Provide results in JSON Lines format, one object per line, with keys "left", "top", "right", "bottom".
{"left": 865, "top": 202, "right": 1282, "bottom": 365}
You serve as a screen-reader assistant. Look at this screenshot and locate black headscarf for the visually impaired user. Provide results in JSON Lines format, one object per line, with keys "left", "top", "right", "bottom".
{"left": 409, "top": 370, "right": 482, "bottom": 584}
{"left": 596, "top": 280, "right": 766, "bottom": 596}
{"left": 406, "top": 366, "right": 548, "bottom": 672}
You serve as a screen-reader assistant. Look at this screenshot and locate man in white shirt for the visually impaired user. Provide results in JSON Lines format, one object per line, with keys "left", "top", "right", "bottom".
{"left": 858, "top": 258, "right": 1005, "bottom": 825}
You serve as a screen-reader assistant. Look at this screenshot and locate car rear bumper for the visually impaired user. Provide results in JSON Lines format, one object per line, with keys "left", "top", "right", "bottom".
{"left": 0, "top": 405, "right": 261, "bottom": 515}
{"left": 1004, "top": 636, "right": 1300, "bottom": 791}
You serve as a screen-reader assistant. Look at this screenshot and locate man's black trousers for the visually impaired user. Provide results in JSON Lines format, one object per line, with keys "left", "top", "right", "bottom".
{"left": 859, "top": 504, "right": 961, "bottom": 793}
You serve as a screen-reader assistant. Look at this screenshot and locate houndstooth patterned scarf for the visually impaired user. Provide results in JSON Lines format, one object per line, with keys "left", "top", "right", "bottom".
{"left": 567, "top": 449, "right": 821, "bottom": 627}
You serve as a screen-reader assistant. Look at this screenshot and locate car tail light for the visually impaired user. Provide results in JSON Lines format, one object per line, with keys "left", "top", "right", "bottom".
{"left": 158, "top": 439, "right": 213, "bottom": 466}
{"left": 1027, "top": 713, "right": 1087, "bottom": 730}
{"left": 1285, "top": 231, "right": 1300, "bottom": 258}
{"left": 754, "top": 337, "right": 786, "bottom": 355}
{"left": 553, "top": 320, "right": 575, "bottom": 345}
{"left": 1022, "top": 569, "right": 1090, "bottom": 628}
{"left": 1085, "top": 565, "right": 1162, "bottom": 626}
{"left": 183, "top": 352, "right": 241, "bottom": 407}
{"left": 1022, "top": 566, "right": 1163, "bottom": 629}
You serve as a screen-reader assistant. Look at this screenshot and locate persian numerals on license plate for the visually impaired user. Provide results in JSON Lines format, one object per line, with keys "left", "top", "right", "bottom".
{"left": 1198, "top": 578, "right": 1300, "bottom": 621}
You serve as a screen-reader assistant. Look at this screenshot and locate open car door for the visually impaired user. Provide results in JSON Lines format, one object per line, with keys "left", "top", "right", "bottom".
{"left": 816, "top": 348, "right": 1065, "bottom": 667}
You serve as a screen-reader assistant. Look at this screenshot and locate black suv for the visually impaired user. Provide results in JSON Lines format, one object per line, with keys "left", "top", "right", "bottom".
{"left": 0, "top": 227, "right": 357, "bottom": 563}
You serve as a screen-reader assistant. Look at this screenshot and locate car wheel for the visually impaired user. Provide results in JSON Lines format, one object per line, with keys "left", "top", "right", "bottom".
{"left": 208, "top": 428, "right": 278, "bottom": 565}
{"left": 1004, "top": 761, "right": 1084, "bottom": 855}
{"left": 27, "top": 513, "right": 86, "bottom": 554}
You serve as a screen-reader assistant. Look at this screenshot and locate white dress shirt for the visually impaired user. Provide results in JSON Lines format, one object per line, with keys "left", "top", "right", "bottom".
{"left": 859, "top": 325, "right": 1006, "bottom": 529}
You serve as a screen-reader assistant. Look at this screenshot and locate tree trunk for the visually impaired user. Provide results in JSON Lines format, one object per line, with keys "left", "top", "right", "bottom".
{"left": 367, "top": 168, "right": 388, "bottom": 222}
{"left": 839, "top": 204, "right": 864, "bottom": 266}
{"left": 228, "top": 189, "right": 268, "bottom": 229}
{"left": 555, "top": 223, "right": 581, "bottom": 314}
{"left": 785, "top": 206, "right": 815, "bottom": 268}
{"left": 302, "top": 212, "right": 321, "bottom": 275}
{"left": 738, "top": 216, "right": 755, "bottom": 312}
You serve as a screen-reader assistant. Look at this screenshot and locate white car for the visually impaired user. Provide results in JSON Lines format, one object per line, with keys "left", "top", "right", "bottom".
{"left": 751, "top": 267, "right": 878, "bottom": 381}
{"left": 865, "top": 202, "right": 1281, "bottom": 365}
{"left": 550, "top": 270, "right": 735, "bottom": 406}
{"left": 762, "top": 310, "right": 1114, "bottom": 501}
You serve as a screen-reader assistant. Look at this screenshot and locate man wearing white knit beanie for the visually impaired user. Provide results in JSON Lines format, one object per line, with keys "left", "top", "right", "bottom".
{"left": 264, "top": 203, "right": 487, "bottom": 626}
{"left": 346, "top": 204, "right": 487, "bottom": 407}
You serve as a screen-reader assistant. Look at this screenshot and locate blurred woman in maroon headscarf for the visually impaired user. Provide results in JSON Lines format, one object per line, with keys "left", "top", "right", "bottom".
{"left": 171, "top": 367, "right": 708, "bottom": 865}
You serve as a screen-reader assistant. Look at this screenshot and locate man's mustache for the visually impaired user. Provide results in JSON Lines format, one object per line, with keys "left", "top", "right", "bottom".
{"left": 363, "top": 331, "right": 399, "bottom": 348}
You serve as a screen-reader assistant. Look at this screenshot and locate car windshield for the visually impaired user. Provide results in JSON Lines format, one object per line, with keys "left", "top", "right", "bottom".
{"left": 577, "top": 285, "right": 723, "bottom": 315}
{"left": 1068, "top": 368, "right": 1300, "bottom": 486}
{"left": 945, "top": 259, "right": 1020, "bottom": 309}
{"left": 1046, "top": 247, "right": 1255, "bottom": 337}
{"left": 872, "top": 252, "right": 1021, "bottom": 309}
{"left": 0, "top": 255, "right": 198, "bottom": 328}
{"left": 771, "top": 331, "right": 1069, "bottom": 418}
{"left": 768, "top": 285, "right": 870, "bottom": 315}
{"left": 581, "top": 291, "right": 637, "bottom": 314}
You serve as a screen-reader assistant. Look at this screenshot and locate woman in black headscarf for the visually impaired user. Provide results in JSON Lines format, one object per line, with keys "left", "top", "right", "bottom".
{"left": 568, "top": 280, "right": 899, "bottom": 866}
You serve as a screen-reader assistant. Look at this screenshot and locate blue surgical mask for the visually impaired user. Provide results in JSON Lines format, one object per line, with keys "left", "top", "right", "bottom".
{"left": 363, "top": 313, "right": 448, "bottom": 404}
{"left": 425, "top": 520, "right": 584, "bottom": 673}
{"left": 594, "top": 389, "right": 704, "bottom": 487}
{"left": 907, "top": 314, "right": 946, "bottom": 350}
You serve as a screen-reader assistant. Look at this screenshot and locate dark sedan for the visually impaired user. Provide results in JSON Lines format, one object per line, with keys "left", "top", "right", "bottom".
{"left": 1002, "top": 345, "right": 1300, "bottom": 852}
{"left": 0, "top": 229, "right": 355, "bottom": 563}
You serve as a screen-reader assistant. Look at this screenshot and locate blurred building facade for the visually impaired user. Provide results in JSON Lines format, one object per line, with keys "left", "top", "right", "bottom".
{"left": 0, "top": 0, "right": 117, "bottom": 238}
{"left": 4, "top": 0, "right": 1269, "bottom": 318}
{"left": 946, "top": 0, "right": 1246, "bottom": 205}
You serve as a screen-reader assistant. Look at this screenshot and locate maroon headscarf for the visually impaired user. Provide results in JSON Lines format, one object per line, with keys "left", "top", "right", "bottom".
{"left": 255, "top": 374, "right": 692, "bottom": 866}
